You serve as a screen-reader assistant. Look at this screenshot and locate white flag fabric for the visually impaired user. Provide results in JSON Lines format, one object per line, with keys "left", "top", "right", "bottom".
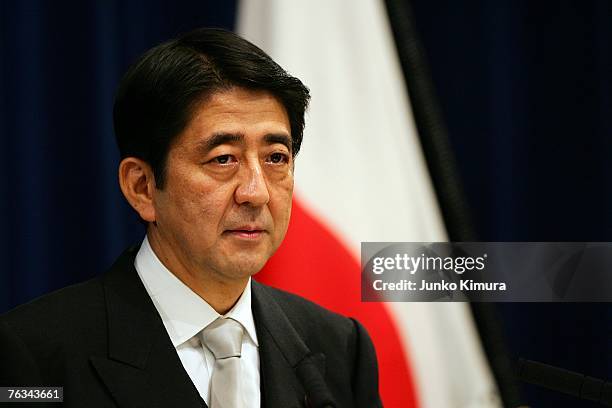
{"left": 237, "top": 1, "right": 501, "bottom": 406}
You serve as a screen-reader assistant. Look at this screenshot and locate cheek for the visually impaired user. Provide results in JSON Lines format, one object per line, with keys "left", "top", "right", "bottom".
{"left": 188, "top": 183, "right": 233, "bottom": 223}
{"left": 162, "top": 179, "right": 223, "bottom": 226}
{"left": 269, "top": 180, "right": 294, "bottom": 228}
{"left": 195, "top": 184, "right": 247, "bottom": 238}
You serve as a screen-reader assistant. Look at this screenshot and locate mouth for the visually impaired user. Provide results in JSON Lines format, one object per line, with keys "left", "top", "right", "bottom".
{"left": 224, "top": 226, "right": 266, "bottom": 240}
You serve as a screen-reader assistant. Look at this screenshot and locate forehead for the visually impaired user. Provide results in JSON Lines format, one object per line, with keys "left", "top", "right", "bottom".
{"left": 178, "top": 87, "right": 291, "bottom": 146}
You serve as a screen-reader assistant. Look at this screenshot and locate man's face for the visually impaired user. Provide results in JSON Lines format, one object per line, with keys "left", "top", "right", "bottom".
{"left": 150, "top": 87, "right": 293, "bottom": 282}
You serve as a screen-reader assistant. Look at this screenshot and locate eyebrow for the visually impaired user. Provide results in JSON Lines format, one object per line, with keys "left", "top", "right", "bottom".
{"left": 199, "top": 133, "right": 243, "bottom": 153}
{"left": 264, "top": 133, "right": 292, "bottom": 152}
{"left": 198, "top": 132, "right": 293, "bottom": 153}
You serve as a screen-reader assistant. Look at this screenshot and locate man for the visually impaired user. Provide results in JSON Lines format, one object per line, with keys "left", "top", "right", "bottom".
{"left": 0, "top": 28, "right": 381, "bottom": 408}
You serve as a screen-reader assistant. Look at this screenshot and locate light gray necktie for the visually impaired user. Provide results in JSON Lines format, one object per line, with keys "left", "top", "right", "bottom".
{"left": 201, "top": 317, "right": 245, "bottom": 408}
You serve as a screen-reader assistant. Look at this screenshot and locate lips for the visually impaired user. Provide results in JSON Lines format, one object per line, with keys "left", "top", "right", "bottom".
{"left": 224, "top": 225, "right": 266, "bottom": 239}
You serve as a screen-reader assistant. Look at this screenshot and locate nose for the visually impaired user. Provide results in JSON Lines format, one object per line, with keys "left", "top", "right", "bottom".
{"left": 234, "top": 159, "right": 270, "bottom": 206}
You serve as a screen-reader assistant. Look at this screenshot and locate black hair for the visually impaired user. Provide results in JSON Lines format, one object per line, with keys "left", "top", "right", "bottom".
{"left": 113, "top": 27, "right": 310, "bottom": 188}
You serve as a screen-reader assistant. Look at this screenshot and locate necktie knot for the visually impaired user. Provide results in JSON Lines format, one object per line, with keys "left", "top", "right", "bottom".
{"left": 201, "top": 317, "right": 244, "bottom": 360}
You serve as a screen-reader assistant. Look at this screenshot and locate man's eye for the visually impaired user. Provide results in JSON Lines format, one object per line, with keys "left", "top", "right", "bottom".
{"left": 213, "top": 155, "right": 235, "bottom": 164}
{"left": 268, "top": 153, "right": 288, "bottom": 164}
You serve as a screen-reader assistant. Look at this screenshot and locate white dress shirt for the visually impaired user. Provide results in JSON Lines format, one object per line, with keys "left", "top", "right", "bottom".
{"left": 134, "top": 236, "right": 260, "bottom": 407}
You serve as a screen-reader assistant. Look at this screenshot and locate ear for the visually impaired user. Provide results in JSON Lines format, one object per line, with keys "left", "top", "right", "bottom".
{"left": 118, "top": 157, "right": 157, "bottom": 222}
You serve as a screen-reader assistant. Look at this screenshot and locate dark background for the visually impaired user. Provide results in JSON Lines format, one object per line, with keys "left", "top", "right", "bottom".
{"left": 410, "top": 1, "right": 612, "bottom": 407}
{"left": 1, "top": 1, "right": 610, "bottom": 406}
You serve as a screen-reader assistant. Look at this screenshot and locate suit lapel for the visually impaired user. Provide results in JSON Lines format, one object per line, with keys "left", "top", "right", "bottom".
{"left": 251, "top": 281, "right": 328, "bottom": 408}
{"left": 89, "top": 248, "right": 330, "bottom": 408}
{"left": 90, "top": 247, "right": 205, "bottom": 408}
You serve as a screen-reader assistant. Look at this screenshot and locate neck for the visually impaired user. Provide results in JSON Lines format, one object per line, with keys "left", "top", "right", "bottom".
{"left": 146, "top": 230, "right": 248, "bottom": 315}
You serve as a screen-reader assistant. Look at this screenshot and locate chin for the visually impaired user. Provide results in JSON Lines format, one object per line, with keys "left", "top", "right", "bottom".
{"left": 224, "top": 258, "right": 268, "bottom": 279}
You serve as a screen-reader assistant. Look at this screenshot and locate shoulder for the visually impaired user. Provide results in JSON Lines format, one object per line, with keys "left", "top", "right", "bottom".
{"left": 0, "top": 277, "right": 106, "bottom": 352}
{"left": 253, "top": 281, "right": 357, "bottom": 336}
{"left": 1, "top": 277, "right": 104, "bottom": 324}
{"left": 0, "top": 277, "right": 108, "bottom": 385}
{"left": 0, "top": 246, "right": 139, "bottom": 341}
{"left": 252, "top": 281, "right": 382, "bottom": 407}
{"left": 251, "top": 281, "right": 376, "bottom": 364}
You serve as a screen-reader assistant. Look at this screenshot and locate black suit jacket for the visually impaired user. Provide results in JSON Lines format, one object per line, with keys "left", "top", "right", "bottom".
{"left": 0, "top": 247, "right": 382, "bottom": 408}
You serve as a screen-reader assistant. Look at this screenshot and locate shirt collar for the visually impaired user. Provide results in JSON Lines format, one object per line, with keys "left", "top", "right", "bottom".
{"left": 134, "top": 235, "right": 259, "bottom": 348}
